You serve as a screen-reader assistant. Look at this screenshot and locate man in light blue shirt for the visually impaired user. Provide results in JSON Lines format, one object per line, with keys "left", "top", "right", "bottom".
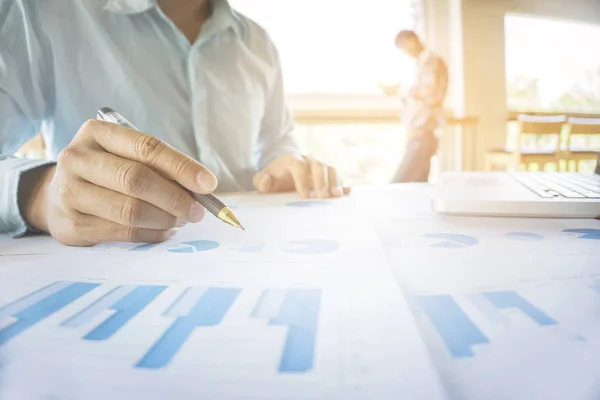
{"left": 0, "top": 0, "right": 349, "bottom": 246}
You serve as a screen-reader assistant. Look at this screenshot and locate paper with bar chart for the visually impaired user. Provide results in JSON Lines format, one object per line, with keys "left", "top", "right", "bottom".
{"left": 377, "top": 216, "right": 600, "bottom": 400}
{"left": 0, "top": 203, "right": 446, "bottom": 399}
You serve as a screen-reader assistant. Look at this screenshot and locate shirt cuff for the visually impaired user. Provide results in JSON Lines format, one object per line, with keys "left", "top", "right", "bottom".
{"left": 0, "top": 156, "right": 56, "bottom": 238}
{"left": 258, "top": 136, "right": 299, "bottom": 172}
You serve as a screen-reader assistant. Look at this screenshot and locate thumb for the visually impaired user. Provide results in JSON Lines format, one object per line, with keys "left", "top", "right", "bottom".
{"left": 253, "top": 171, "right": 273, "bottom": 193}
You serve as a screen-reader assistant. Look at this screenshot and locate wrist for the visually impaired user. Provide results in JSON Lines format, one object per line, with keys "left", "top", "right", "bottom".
{"left": 18, "top": 164, "right": 56, "bottom": 233}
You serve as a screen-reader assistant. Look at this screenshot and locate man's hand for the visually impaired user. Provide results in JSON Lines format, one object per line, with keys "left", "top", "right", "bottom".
{"left": 19, "top": 119, "right": 218, "bottom": 247}
{"left": 253, "top": 153, "right": 351, "bottom": 199}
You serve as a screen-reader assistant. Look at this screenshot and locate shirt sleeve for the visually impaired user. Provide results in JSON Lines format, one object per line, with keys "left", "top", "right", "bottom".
{"left": 254, "top": 48, "right": 299, "bottom": 172}
{"left": 0, "top": 1, "right": 54, "bottom": 237}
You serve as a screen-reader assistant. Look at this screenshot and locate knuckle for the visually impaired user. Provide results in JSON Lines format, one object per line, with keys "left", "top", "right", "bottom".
{"left": 167, "top": 190, "right": 189, "bottom": 214}
{"left": 78, "top": 119, "right": 100, "bottom": 136}
{"left": 69, "top": 213, "right": 87, "bottom": 231}
{"left": 134, "top": 135, "right": 167, "bottom": 163}
{"left": 124, "top": 227, "right": 139, "bottom": 242}
{"left": 119, "top": 163, "right": 151, "bottom": 195}
{"left": 119, "top": 198, "right": 144, "bottom": 226}
{"left": 172, "top": 156, "right": 194, "bottom": 177}
{"left": 56, "top": 182, "right": 74, "bottom": 203}
{"left": 56, "top": 147, "right": 80, "bottom": 167}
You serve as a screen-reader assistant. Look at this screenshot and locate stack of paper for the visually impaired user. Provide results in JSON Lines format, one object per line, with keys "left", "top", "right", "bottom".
{"left": 0, "top": 188, "right": 447, "bottom": 399}
{"left": 1, "top": 185, "right": 600, "bottom": 399}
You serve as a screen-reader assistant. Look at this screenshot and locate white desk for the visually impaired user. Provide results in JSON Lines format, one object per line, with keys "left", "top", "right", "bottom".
{"left": 1, "top": 184, "right": 599, "bottom": 400}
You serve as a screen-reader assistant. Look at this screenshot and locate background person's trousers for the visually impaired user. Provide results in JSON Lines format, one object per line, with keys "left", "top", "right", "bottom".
{"left": 392, "top": 131, "right": 438, "bottom": 183}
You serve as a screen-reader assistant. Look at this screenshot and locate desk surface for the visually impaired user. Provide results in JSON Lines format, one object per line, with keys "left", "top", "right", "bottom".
{"left": 1, "top": 184, "right": 600, "bottom": 400}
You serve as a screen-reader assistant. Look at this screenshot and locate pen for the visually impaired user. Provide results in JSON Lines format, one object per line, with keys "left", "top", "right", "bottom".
{"left": 96, "top": 107, "right": 244, "bottom": 230}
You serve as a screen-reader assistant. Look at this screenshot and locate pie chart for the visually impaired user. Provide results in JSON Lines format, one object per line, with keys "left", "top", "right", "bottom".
{"left": 285, "top": 239, "right": 340, "bottom": 254}
{"left": 423, "top": 233, "right": 479, "bottom": 249}
{"left": 168, "top": 240, "right": 220, "bottom": 254}
{"left": 505, "top": 232, "right": 544, "bottom": 241}
{"left": 563, "top": 229, "right": 600, "bottom": 240}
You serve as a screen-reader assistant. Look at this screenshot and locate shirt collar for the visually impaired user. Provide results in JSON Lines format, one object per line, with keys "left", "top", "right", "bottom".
{"left": 103, "top": 0, "right": 241, "bottom": 36}
{"left": 103, "top": 0, "right": 156, "bottom": 14}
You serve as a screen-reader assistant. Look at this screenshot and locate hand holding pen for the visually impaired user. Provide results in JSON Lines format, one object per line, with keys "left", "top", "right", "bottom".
{"left": 20, "top": 107, "right": 241, "bottom": 247}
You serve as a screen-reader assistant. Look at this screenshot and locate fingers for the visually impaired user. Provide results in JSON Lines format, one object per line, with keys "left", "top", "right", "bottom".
{"left": 327, "top": 166, "right": 344, "bottom": 198}
{"left": 59, "top": 148, "right": 205, "bottom": 223}
{"left": 51, "top": 211, "right": 178, "bottom": 247}
{"left": 74, "top": 119, "right": 218, "bottom": 194}
{"left": 310, "top": 159, "right": 330, "bottom": 199}
{"left": 57, "top": 179, "right": 189, "bottom": 230}
{"left": 253, "top": 171, "right": 273, "bottom": 194}
{"left": 289, "top": 157, "right": 312, "bottom": 198}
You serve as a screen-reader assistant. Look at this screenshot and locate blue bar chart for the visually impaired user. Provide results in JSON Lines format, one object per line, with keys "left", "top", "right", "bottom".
{"left": 0, "top": 282, "right": 100, "bottom": 347}
{"left": 416, "top": 295, "right": 489, "bottom": 357}
{"left": 136, "top": 287, "right": 241, "bottom": 369}
{"left": 482, "top": 291, "right": 557, "bottom": 326}
{"left": 0, "top": 282, "right": 323, "bottom": 374}
{"left": 62, "top": 285, "right": 167, "bottom": 341}
{"left": 252, "top": 289, "right": 322, "bottom": 373}
{"left": 417, "top": 291, "right": 558, "bottom": 358}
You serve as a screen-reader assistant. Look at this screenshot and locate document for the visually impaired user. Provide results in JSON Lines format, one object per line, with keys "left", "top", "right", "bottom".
{"left": 376, "top": 215, "right": 600, "bottom": 400}
{"left": 0, "top": 192, "right": 447, "bottom": 400}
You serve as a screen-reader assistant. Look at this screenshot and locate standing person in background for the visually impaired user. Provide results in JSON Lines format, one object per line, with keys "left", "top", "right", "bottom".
{"left": 391, "top": 30, "right": 448, "bottom": 183}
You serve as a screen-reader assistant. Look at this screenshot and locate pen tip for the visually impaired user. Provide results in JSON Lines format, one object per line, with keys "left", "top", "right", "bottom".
{"left": 239, "top": 225, "right": 245, "bottom": 231}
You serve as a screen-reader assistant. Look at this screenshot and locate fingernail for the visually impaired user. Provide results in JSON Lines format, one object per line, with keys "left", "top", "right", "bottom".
{"left": 197, "top": 170, "right": 218, "bottom": 193}
{"left": 188, "top": 202, "right": 205, "bottom": 223}
{"left": 167, "top": 228, "right": 179, "bottom": 238}
{"left": 333, "top": 187, "right": 343, "bottom": 198}
{"left": 176, "top": 218, "right": 188, "bottom": 228}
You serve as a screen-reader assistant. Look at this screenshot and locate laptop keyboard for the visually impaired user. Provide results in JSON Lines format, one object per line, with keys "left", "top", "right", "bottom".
{"left": 512, "top": 173, "right": 600, "bottom": 199}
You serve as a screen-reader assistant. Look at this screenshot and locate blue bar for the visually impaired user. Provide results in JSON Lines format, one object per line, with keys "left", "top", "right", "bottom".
{"left": 168, "top": 241, "right": 220, "bottom": 254}
{"left": 268, "top": 289, "right": 321, "bottom": 373}
{"left": 251, "top": 289, "right": 285, "bottom": 319}
{"left": 136, "top": 287, "right": 241, "bottom": 369}
{"left": 466, "top": 294, "right": 509, "bottom": 325}
{"left": 165, "top": 287, "right": 207, "bottom": 317}
{"left": 84, "top": 285, "right": 167, "bottom": 341}
{"left": 62, "top": 286, "right": 136, "bottom": 327}
{"left": 483, "top": 291, "right": 557, "bottom": 326}
{"left": 0, "top": 282, "right": 71, "bottom": 321}
{"left": 0, "top": 282, "right": 99, "bottom": 347}
{"left": 416, "top": 295, "right": 489, "bottom": 358}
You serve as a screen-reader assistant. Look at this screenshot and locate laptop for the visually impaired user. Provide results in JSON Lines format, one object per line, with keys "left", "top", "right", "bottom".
{"left": 432, "top": 151, "right": 600, "bottom": 218}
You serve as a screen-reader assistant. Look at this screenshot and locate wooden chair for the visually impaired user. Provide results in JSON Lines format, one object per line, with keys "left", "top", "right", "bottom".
{"left": 485, "top": 114, "right": 567, "bottom": 172}
{"left": 565, "top": 117, "right": 600, "bottom": 171}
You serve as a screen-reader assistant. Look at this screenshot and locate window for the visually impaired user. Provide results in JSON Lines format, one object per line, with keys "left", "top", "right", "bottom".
{"left": 505, "top": 15, "right": 600, "bottom": 113}
{"left": 229, "top": 1, "right": 419, "bottom": 185}
{"left": 230, "top": 0, "right": 417, "bottom": 94}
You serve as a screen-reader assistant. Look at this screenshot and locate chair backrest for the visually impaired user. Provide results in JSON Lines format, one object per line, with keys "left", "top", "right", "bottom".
{"left": 517, "top": 114, "right": 566, "bottom": 134}
{"left": 516, "top": 114, "right": 566, "bottom": 153}
{"left": 567, "top": 117, "right": 600, "bottom": 135}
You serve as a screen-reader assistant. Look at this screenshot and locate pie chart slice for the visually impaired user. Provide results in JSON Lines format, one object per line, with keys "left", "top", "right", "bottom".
{"left": 505, "top": 232, "right": 544, "bottom": 241}
{"left": 423, "top": 233, "right": 479, "bottom": 249}
{"left": 168, "top": 240, "right": 220, "bottom": 254}
{"left": 563, "top": 229, "right": 600, "bottom": 240}
{"left": 285, "top": 239, "right": 340, "bottom": 254}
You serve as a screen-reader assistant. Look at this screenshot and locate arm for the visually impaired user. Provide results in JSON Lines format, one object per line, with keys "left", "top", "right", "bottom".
{"left": 254, "top": 49, "right": 298, "bottom": 172}
{"left": 409, "top": 58, "right": 448, "bottom": 108}
{"left": 0, "top": 1, "right": 56, "bottom": 237}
